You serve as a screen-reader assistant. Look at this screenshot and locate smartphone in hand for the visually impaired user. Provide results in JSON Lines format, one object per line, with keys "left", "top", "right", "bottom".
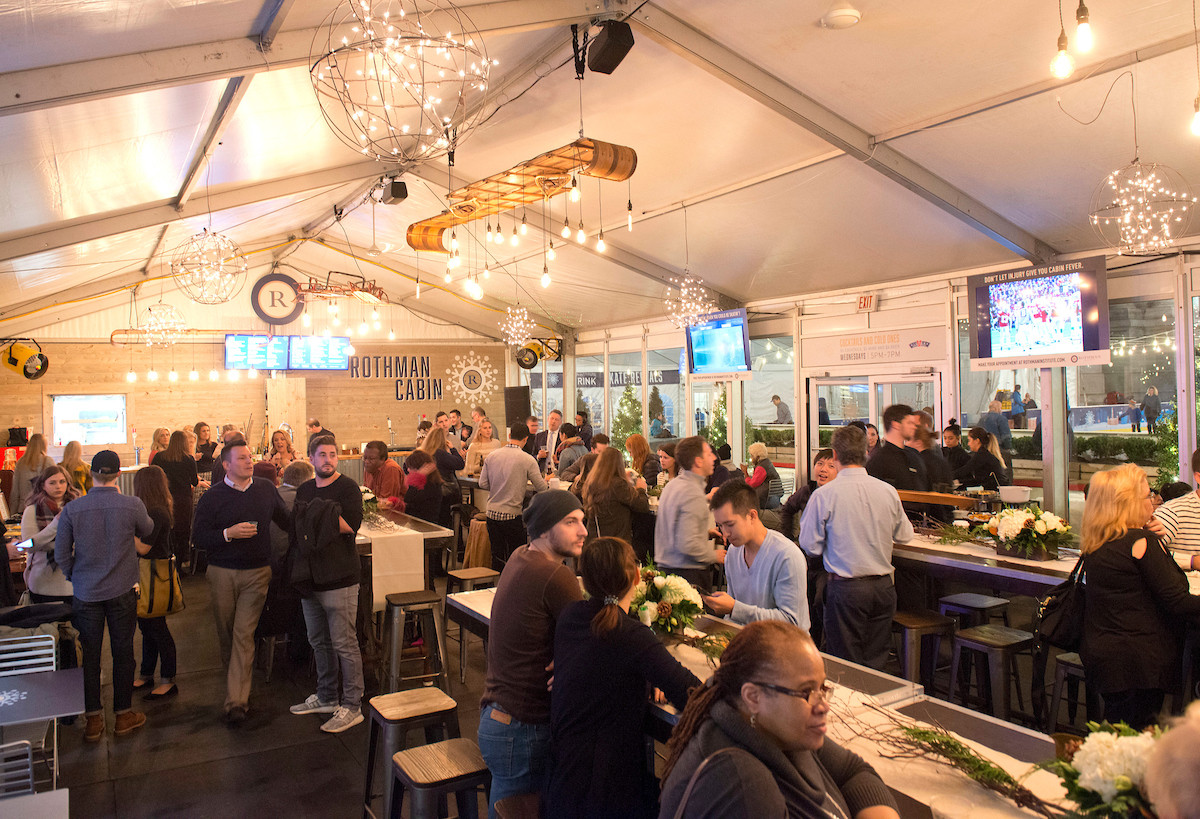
{"left": 13, "top": 538, "right": 33, "bottom": 552}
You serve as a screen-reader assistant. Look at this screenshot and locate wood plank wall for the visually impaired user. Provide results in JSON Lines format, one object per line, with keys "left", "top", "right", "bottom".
{"left": 0, "top": 341, "right": 508, "bottom": 461}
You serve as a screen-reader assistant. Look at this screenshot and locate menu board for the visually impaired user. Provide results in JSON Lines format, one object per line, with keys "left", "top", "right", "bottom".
{"left": 225, "top": 334, "right": 289, "bottom": 370}
{"left": 289, "top": 336, "right": 352, "bottom": 370}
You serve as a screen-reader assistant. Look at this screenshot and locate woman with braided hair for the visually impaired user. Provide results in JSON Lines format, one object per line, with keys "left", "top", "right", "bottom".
{"left": 659, "top": 621, "right": 899, "bottom": 819}
{"left": 547, "top": 537, "right": 699, "bottom": 818}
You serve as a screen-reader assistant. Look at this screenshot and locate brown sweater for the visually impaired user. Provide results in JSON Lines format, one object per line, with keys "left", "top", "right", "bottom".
{"left": 480, "top": 546, "right": 581, "bottom": 723}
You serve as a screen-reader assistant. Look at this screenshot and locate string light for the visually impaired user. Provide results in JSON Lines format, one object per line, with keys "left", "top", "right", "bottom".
{"left": 500, "top": 305, "right": 536, "bottom": 348}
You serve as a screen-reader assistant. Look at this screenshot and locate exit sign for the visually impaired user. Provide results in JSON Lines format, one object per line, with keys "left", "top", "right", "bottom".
{"left": 856, "top": 293, "right": 878, "bottom": 313}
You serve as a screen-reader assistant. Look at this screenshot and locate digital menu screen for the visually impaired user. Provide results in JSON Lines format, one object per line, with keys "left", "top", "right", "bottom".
{"left": 288, "top": 336, "right": 352, "bottom": 370}
{"left": 225, "top": 334, "right": 289, "bottom": 370}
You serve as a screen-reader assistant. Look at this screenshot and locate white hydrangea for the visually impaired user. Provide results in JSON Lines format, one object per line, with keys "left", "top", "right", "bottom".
{"left": 660, "top": 575, "right": 701, "bottom": 607}
{"left": 1072, "top": 731, "right": 1156, "bottom": 803}
{"left": 653, "top": 575, "right": 666, "bottom": 590}
{"left": 631, "top": 580, "right": 647, "bottom": 605}
{"left": 996, "top": 515, "right": 1025, "bottom": 541}
{"left": 1040, "top": 511, "right": 1067, "bottom": 532}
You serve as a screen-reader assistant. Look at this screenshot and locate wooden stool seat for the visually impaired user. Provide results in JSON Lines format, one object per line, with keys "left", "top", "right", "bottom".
{"left": 383, "top": 591, "right": 449, "bottom": 694}
{"left": 495, "top": 793, "right": 542, "bottom": 819}
{"left": 938, "top": 593, "right": 1011, "bottom": 628}
{"left": 392, "top": 738, "right": 490, "bottom": 819}
{"left": 445, "top": 569, "right": 500, "bottom": 685}
{"left": 363, "top": 688, "right": 461, "bottom": 819}
{"left": 949, "top": 625, "right": 1034, "bottom": 720}
{"left": 892, "top": 610, "right": 955, "bottom": 692}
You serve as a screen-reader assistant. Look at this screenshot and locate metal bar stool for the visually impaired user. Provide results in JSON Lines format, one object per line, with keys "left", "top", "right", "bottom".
{"left": 892, "top": 610, "right": 955, "bottom": 694}
{"left": 444, "top": 567, "right": 500, "bottom": 684}
{"left": 938, "top": 592, "right": 1011, "bottom": 628}
{"left": 362, "top": 687, "right": 460, "bottom": 819}
{"left": 949, "top": 624, "right": 1034, "bottom": 720}
{"left": 383, "top": 590, "right": 449, "bottom": 694}
{"left": 390, "top": 737, "right": 490, "bottom": 819}
{"left": 1046, "top": 652, "right": 1099, "bottom": 733}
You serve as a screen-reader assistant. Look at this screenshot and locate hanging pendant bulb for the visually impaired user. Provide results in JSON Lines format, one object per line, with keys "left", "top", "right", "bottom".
{"left": 189, "top": 369, "right": 199, "bottom": 381}
{"left": 627, "top": 199, "right": 633, "bottom": 231}
{"left": 520, "top": 214, "right": 528, "bottom": 235}
{"left": 127, "top": 369, "right": 137, "bottom": 383}
{"left": 510, "top": 225, "right": 519, "bottom": 247}
{"left": 168, "top": 369, "right": 179, "bottom": 382}
{"left": 388, "top": 328, "right": 396, "bottom": 340}
{"left": 595, "top": 230, "right": 606, "bottom": 253}
{"left": 569, "top": 172, "right": 581, "bottom": 202}
{"left": 482, "top": 261, "right": 490, "bottom": 279}
{"left": 450, "top": 231, "right": 460, "bottom": 251}
{"left": 1050, "top": 29, "right": 1074, "bottom": 78}
{"left": 548, "top": 240, "right": 557, "bottom": 262}
{"left": 1074, "top": 1, "right": 1092, "bottom": 52}
{"left": 541, "top": 265, "right": 551, "bottom": 288}
{"left": 576, "top": 220, "right": 586, "bottom": 244}
{"left": 444, "top": 268, "right": 453, "bottom": 283}
{"left": 1191, "top": 98, "right": 1200, "bottom": 136}
{"left": 209, "top": 369, "right": 220, "bottom": 381}
{"left": 561, "top": 215, "right": 571, "bottom": 239}
{"left": 147, "top": 369, "right": 159, "bottom": 382}
{"left": 486, "top": 221, "right": 493, "bottom": 243}
{"left": 302, "top": 312, "right": 311, "bottom": 327}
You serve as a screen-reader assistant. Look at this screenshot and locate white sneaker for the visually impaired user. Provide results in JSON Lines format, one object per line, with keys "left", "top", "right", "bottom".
{"left": 320, "top": 706, "right": 364, "bottom": 734}
{"left": 290, "top": 694, "right": 338, "bottom": 715}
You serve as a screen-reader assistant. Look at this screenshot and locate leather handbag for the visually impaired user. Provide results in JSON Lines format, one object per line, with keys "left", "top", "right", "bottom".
{"left": 1034, "top": 554, "right": 1085, "bottom": 650}
{"left": 137, "top": 556, "right": 186, "bottom": 618}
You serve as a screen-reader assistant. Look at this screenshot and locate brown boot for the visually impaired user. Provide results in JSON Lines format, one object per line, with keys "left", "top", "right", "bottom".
{"left": 113, "top": 710, "right": 147, "bottom": 736}
{"left": 83, "top": 714, "right": 105, "bottom": 743}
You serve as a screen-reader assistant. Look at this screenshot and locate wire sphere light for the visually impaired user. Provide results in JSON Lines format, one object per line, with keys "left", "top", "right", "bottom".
{"left": 311, "top": 0, "right": 493, "bottom": 163}
{"left": 500, "top": 306, "right": 535, "bottom": 348}
{"left": 138, "top": 302, "right": 188, "bottom": 348}
{"left": 665, "top": 270, "right": 715, "bottom": 329}
{"left": 1089, "top": 159, "right": 1196, "bottom": 256}
{"left": 171, "top": 228, "right": 248, "bottom": 305}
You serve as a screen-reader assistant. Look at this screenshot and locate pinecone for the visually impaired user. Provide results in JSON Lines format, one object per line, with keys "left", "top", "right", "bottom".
{"left": 657, "top": 601, "right": 673, "bottom": 620}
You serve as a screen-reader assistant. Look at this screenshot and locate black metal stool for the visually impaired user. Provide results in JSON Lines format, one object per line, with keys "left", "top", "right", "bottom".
{"left": 892, "top": 610, "right": 955, "bottom": 694}
{"left": 938, "top": 592, "right": 1010, "bottom": 628}
{"left": 949, "top": 624, "right": 1034, "bottom": 720}
{"left": 390, "top": 738, "right": 490, "bottom": 819}
{"left": 383, "top": 590, "right": 449, "bottom": 693}
{"left": 362, "top": 687, "right": 460, "bottom": 819}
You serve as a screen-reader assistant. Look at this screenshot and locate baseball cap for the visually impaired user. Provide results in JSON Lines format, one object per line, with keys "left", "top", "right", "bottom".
{"left": 91, "top": 450, "right": 121, "bottom": 475}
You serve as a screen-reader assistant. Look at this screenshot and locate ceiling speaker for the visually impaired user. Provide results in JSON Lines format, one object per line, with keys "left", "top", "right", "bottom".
{"left": 587, "top": 21, "right": 634, "bottom": 75}
{"left": 381, "top": 179, "right": 408, "bottom": 205}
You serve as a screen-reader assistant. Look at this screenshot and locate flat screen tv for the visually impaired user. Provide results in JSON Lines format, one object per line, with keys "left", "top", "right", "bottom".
{"left": 288, "top": 335, "right": 352, "bottom": 370}
{"left": 686, "top": 308, "right": 752, "bottom": 375}
{"left": 967, "top": 255, "right": 1110, "bottom": 371}
{"left": 224, "top": 334, "right": 289, "bottom": 370}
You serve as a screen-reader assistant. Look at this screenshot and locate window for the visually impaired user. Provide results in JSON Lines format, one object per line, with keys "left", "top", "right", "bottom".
{"left": 608, "top": 352, "right": 644, "bottom": 452}
{"left": 52, "top": 394, "right": 128, "bottom": 446}
{"left": 647, "top": 347, "right": 684, "bottom": 440}
{"left": 576, "top": 354, "right": 605, "bottom": 433}
{"left": 745, "top": 336, "right": 795, "bottom": 467}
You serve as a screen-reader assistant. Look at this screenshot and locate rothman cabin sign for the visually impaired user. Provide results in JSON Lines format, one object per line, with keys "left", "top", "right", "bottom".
{"left": 348, "top": 349, "right": 500, "bottom": 404}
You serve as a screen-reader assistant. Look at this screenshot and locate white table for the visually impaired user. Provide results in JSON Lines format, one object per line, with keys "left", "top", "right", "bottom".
{"left": 1, "top": 787, "right": 69, "bottom": 817}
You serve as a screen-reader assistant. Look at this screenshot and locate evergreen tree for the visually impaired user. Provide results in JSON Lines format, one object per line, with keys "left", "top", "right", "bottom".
{"left": 648, "top": 386, "right": 664, "bottom": 422}
{"left": 610, "top": 384, "right": 643, "bottom": 454}
{"left": 700, "top": 388, "right": 728, "bottom": 451}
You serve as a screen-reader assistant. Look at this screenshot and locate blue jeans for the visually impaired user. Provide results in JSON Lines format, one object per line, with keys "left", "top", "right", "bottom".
{"left": 73, "top": 588, "right": 138, "bottom": 714}
{"left": 477, "top": 704, "right": 550, "bottom": 819}
{"left": 300, "top": 584, "right": 363, "bottom": 711}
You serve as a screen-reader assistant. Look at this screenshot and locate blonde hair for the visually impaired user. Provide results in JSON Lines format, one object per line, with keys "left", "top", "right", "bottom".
{"left": 17, "top": 433, "right": 48, "bottom": 470}
{"left": 420, "top": 425, "right": 448, "bottom": 455}
{"left": 150, "top": 427, "right": 170, "bottom": 453}
{"left": 1080, "top": 464, "right": 1148, "bottom": 554}
{"left": 60, "top": 440, "right": 85, "bottom": 473}
{"left": 968, "top": 426, "right": 1006, "bottom": 467}
{"left": 747, "top": 441, "right": 768, "bottom": 463}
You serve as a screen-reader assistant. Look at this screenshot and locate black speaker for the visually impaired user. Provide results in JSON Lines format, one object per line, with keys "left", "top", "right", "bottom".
{"left": 504, "top": 386, "right": 531, "bottom": 430}
{"left": 587, "top": 21, "right": 634, "bottom": 75}
{"left": 381, "top": 179, "right": 408, "bottom": 204}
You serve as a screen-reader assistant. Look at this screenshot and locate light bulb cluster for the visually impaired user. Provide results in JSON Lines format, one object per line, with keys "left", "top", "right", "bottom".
{"left": 500, "top": 305, "right": 536, "bottom": 348}
{"left": 1049, "top": 1, "right": 1091, "bottom": 80}
{"left": 171, "top": 228, "right": 248, "bottom": 306}
{"left": 665, "top": 270, "right": 716, "bottom": 329}
{"left": 310, "top": 0, "right": 495, "bottom": 163}
{"left": 138, "top": 303, "right": 189, "bottom": 348}
{"left": 1089, "top": 160, "right": 1196, "bottom": 255}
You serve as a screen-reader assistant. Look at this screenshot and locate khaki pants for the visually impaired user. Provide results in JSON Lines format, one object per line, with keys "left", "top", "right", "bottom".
{"left": 207, "top": 565, "right": 271, "bottom": 712}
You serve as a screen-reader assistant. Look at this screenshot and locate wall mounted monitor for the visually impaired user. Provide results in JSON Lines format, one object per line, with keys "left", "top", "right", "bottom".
{"left": 968, "top": 255, "right": 1110, "bottom": 370}
{"left": 685, "top": 308, "right": 752, "bottom": 375}
{"left": 225, "top": 334, "right": 289, "bottom": 370}
{"left": 288, "top": 335, "right": 352, "bottom": 370}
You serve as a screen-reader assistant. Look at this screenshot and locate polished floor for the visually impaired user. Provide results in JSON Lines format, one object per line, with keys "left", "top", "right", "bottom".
{"left": 57, "top": 573, "right": 489, "bottom": 818}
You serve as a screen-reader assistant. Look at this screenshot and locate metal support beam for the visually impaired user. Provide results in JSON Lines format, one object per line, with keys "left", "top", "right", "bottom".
{"left": 141, "top": 226, "right": 172, "bottom": 277}
{"left": 0, "top": 0, "right": 626, "bottom": 116}
{"left": 255, "top": 0, "right": 300, "bottom": 52}
{"left": 0, "top": 269, "right": 156, "bottom": 324}
{"left": 632, "top": 4, "right": 1057, "bottom": 265}
{"left": 0, "top": 160, "right": 392, "bottom": 263}
{"left": 0, "top": 288, "right": 134, "bottom": 337}
{"left": 177, "top": 77, "right": 254, "bottom": 207}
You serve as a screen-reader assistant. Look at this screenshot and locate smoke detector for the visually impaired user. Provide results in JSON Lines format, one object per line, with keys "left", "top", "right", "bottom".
{"left": 820, "top": 1, "right": 862, "bottom": 29}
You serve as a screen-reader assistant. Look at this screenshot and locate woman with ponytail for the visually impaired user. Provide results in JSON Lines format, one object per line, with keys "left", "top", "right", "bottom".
{"left": 547, "top": 537, "right": 699, "bottom": 818}
{"left": 660, "top": 621, "right": 899, "bottom": 819}
{"left": 941, "top": 420, "right": 970, "bottom": 472}
{"left": 953, "top": 426, "right": 1009, "bottom": 490}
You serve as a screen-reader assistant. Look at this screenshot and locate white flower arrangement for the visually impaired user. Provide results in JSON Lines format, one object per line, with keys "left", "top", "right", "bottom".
{"left": 1040, "top": 721, "right": 1160, "bottom": 817}
{"left": 630, "top": 562, "right": 704, "bottom": 633}
{"left": 964, "top": 503, "right": 1073, "bottom": 559}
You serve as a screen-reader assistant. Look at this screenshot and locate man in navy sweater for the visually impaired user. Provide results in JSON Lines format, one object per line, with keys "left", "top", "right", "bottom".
{"left": 290, "top": 436, "right": 364, "bottom": 733}
{"left": 192, "top": 440, "right": 290, "bottom": 724}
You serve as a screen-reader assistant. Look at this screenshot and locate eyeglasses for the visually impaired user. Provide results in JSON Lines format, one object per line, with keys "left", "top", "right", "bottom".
{"left": 750, "top": 680, "right": 833, "bottom": 705}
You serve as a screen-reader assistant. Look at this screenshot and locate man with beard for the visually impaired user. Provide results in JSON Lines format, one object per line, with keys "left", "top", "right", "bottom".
{"left": 289, "top": 436, "right": 364, "bottom": 733}
{"left": 477, "top": 490, "right": 587, "bottom": 817}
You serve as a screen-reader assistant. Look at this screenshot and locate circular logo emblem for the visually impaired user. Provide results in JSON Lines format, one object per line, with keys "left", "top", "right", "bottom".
{"left": 445, "top": 352, "right": 498, "bottom": 402}
{"left": 251, "top": 273, "right": 303, "bottom": 325}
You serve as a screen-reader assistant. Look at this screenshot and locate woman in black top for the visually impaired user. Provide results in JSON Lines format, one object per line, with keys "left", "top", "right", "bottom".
{"left": 547, "top": 537, "right": 699, "bottom": 819}
{"left": 403, "top": 450, "right": 444, "bottom": 524}
{"left": 133, "top": 466, "right": 179, "bottom": 700}
{"left": 660, "top": 621, "right": 899, "bottom": 819}
{"left": 194, "top": 421, "right": 217, "bottom": 473}
{"left": 941, "top": 421, "right": 971, "bottom": 473}
{"left": 154, "top": 431, "right": 200, "bottom": 565}
{"left": 953, "top": 426, "right": 1008, "bottom": 490}
{"left": 581, "top": 448, "right": 650, "bottom": 544}
{"left": 1080, "top": 465, "right": 1200, "bottom": 729}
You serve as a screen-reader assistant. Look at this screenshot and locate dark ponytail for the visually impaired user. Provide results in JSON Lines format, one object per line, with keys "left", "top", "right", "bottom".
{"left": 662, "top": 621, "right": 812, "bottom": 781}
{"left": 579, "top": 537, "right": 638, "bottom": 638}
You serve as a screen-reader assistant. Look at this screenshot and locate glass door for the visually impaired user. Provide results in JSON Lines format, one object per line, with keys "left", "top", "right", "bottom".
{"left": 870, "top": 375, "right": 941, "bottom": 432}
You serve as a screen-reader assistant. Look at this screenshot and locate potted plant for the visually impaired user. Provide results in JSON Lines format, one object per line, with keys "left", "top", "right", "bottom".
{"left": 975, "top": 504, "right": 1072, "bottom": 560}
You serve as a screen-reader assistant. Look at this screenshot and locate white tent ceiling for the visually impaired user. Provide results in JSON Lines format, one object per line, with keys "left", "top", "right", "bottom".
{"left": 2, "top": 0, "right": 1199, "bottom": 342}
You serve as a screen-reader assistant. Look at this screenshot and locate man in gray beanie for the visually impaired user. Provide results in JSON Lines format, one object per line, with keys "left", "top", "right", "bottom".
{"left": 478, "top": 490, "right": 586, "bottom": 817}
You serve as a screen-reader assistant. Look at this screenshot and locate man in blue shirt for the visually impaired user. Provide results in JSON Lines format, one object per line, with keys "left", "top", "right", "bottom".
{"left": 56, "top": 450, "right": 154, "bottom": 742}
{"left": 704, "top": 481, "right": 807, "bottom": 627}
{"left": 798, "top": 425, "right": 914, "bottom": 669}
{"left": 1010, "top": 385, "right": 1025, "bottom": 429}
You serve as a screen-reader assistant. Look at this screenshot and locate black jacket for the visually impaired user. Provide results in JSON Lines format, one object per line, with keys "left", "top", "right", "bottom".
{"left": 289, "top": 497, "right": 359, "bottom": 593}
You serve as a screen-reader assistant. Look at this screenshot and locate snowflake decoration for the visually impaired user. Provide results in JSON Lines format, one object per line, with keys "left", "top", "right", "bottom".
{"left": 0, "top": 688, "right": 28, "bottom": 707}
{"left": 444, "top": 350, "right": 499, "bottom": 403}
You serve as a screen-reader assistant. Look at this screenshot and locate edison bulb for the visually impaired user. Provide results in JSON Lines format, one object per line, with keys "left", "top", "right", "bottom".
{"left": 127, "top": 370, "right": 137, "bottom": 383}
{"left": 227, "top": 370, "right": 238, "bottom": 382}
{"left": 595, "top": 233, "right": 606, "bottom": 253}
{"left": 541, "top": 270, "right": 551, "bottom": 288}
{"left": 1050, "top": 49, "right": 1074, "bottom": 78}
{"left": 561, "top": 222, "right": 571, "bottom": 239}
{"left": 1191, "top": 104, "right": 1200, "bottom": 137}
{"left": 510, "top": 229, "right": 519, "bottom": 247}
{"left": 147, "top": 369, "right": 159, "bottom": 382}
{"left": 359, "top": 321, "right": 369, "bottom": 334}
{"left": 248, "top": 368, "right": 258, "bottom": 380}
{"left": 189, "top": 370, "right": 200, "bottom": 381}
{"left": 302, "top": 313, "right": 311, "bottom": 327}
{"left": 388, "top": 329, "right": 395, "bottom": 340}
{"left": 346, "top": 344, "right": 356, "bottom": 356}
{"left": 209, "top": 369, "right": 220, "bottom": 381}
{"left": 576, "top": 225, "right": 586, "bottom": 244}
{"left": 547, "top": 244, "right": 557, "bottom": 262}
{"left": 1075, "top": 21, "right": 1092, "bottom": 52}
{"left": 168, "top": 369, "right": 178, "bottom": 382}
